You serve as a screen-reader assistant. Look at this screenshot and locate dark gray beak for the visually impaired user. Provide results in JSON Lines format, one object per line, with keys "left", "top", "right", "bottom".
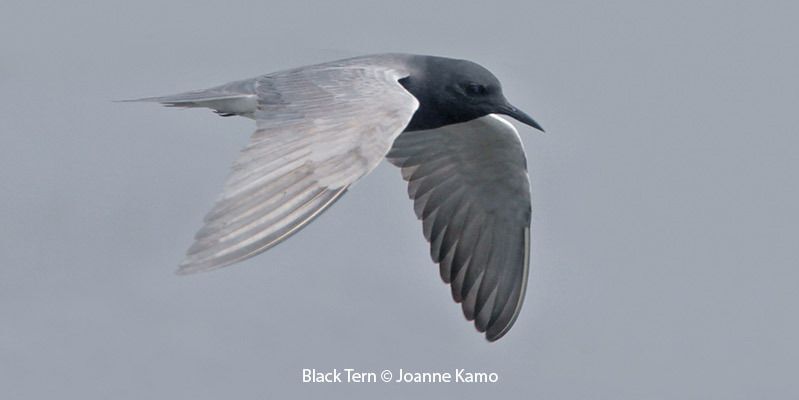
{"left": 500, "top": 103, "right": 545, "bottom": 132}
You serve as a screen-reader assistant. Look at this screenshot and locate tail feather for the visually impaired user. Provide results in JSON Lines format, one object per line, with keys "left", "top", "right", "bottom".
{"left": 118, "top": 78, "right": 259, "bottom": 117}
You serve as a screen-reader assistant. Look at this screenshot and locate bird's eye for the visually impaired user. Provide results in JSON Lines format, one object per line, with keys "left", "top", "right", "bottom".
{"left": 465, "top": 83, "right": 488, "bottom": 96}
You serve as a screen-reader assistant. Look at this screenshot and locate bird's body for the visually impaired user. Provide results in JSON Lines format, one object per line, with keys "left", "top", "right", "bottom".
{"left": 125, "top": 53, "right": 543, "bottom": 341}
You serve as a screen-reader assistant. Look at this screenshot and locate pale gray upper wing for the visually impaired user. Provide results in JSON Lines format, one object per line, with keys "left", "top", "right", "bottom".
{"left": 386, "top": 114, "right": 531, "bottom": 341}
{"left": 179, "top": 62, "right": 419, "bottom": 274}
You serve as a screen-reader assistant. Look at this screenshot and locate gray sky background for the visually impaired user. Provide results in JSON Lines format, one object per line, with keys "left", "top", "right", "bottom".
{"left": 2, "top": 0, "right": 798, "bottom": 398}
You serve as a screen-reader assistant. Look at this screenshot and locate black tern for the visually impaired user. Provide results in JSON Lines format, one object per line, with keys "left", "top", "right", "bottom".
{"left": 126, "top": 53, "right": 544, "bottom": 341}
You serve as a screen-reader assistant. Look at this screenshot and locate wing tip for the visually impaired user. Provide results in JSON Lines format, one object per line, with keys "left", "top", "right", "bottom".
{"left": 485, "top": 333, "right": 502, "bottom": 343}
{"left": 481, "top": 228, "right": 532, "bottom": 343}
{"left": 174, "top": 263, "right": 208, "bottom": 276}
{"left": 478, "top": 306, "right": 520, "bottom": 342}
{"left": 174, "top": 186, "right": 351, "bottom": 277}
{"left": 175, "top": 257, "right": 233, "bottom": 276}
{"left": 483, "top": 321, "right": 514, "bottom": 342}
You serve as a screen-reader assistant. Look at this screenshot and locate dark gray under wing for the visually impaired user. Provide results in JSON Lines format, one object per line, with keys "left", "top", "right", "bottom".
{"left": 387, "top": 114, "right": 532, "bottom": 341}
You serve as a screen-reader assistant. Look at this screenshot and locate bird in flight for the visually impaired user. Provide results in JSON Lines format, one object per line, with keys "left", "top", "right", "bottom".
{"left": 125, "top": 54, "right": 544, "bottom": 341}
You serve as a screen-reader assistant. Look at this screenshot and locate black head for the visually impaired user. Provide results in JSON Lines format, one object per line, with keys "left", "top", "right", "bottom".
{"left": 400, "top": 56, "right": 543, "bottom": 132}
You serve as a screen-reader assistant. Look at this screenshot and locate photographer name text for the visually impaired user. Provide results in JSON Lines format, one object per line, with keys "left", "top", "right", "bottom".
{"left": 301, "top": 368, "right": 499, "bottom": 384}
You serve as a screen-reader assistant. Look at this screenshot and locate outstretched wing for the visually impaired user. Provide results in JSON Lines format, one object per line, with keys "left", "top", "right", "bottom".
{"left": 386, "top": 114, "right": 532, "bottom": 341}
{"left": 179, "top": 62, "right": 419, "bottom": 274}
